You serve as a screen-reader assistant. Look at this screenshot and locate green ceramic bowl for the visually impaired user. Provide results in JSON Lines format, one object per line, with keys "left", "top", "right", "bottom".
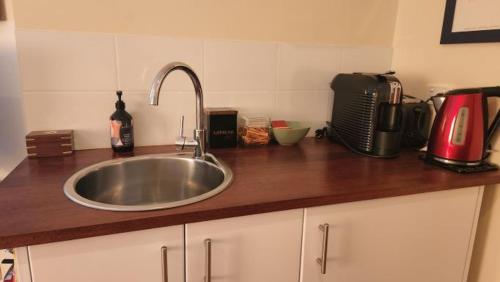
{"left": 272, "top": 121, "right": 310, "bottom": 146}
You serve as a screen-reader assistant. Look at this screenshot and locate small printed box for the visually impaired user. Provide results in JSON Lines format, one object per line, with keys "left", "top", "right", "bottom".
{"left": 25, "top": 130, "right": 74, "bottom": 158}
{"left": 205, "top": 108, "right": 238, "bottom": 149}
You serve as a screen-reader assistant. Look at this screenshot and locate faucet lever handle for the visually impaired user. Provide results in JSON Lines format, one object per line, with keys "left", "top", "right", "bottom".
{"left": 179, "top": 115, "right": 185, "bottom": 137}
{"left": 176, "top": 115, "right": 198, "bottom": 152}
{"left": 175, "top": 115, "right": 186, "bottom": 151}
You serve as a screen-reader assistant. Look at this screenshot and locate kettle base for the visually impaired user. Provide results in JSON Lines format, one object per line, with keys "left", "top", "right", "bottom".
{"left": 430, "top": 156, "right": 482, "bottom": 167}
{"left": 420, "top": 154, "right": 498, "bottom": 173}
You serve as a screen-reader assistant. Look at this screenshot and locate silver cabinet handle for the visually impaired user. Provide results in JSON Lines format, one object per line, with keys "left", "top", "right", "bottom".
{"left": 161, "top": 246, "right": 168, "bottom": 282}
{"left": 316, "top": 223, "right": 329, "bottom": 274}
{"left": 205, "top": 239, "right": 212, "bottom": 282}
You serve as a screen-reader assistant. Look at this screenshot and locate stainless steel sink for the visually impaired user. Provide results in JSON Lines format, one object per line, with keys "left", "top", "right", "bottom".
{"left": 65, "top": 62, "right": 233, "bottom": 211}
{"left": 63, "top": 153, "right": 233, "bottom": 211}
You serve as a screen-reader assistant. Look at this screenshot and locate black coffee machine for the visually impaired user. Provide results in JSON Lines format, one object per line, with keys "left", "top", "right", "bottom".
{"left": 327, "top": 72, "right": 428, "bottom": 158}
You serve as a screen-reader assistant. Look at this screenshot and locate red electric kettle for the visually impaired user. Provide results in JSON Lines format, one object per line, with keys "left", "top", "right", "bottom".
{"left": 427, "top": 87, "right": 500, "bottom": 167}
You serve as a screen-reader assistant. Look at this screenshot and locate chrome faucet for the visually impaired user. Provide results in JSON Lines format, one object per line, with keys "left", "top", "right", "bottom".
{"left": 148, "top": 62, "right": 206, "bottom": 159}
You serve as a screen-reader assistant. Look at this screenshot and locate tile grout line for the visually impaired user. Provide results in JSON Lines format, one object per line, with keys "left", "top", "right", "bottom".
{"left": 202, "top": 39, "right": 207, "bottom": 93}
{"left": 22, "top": 90, "right": 194, "bottom": 94}
{"left": 274, "top": 43, "right": 281, "bottom": 119}
{"left": 21, "top": 90, "right": 334, "bottom": 96}
{"left": 113, "top": 35, "right": 121, "bottom": 90}
{"left": 15, "top": 27, "right": 391, "bottom": 50}
{"left": 339, "top": 46, "right": 346, "bottom": 73}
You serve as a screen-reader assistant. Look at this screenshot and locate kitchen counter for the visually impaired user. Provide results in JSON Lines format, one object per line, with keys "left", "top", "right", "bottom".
{"left": 0, "top": 138, "right": 499, "bottom": 249}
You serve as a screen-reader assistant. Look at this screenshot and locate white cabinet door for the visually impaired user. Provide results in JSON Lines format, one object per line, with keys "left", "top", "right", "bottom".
{"left": 29, "top": 225, "right": 184, "bottom": 282}
{"left": 186, "top": 209, "right": 303, "bottom": 282}
{"left": 301, "top": 186, "right": 483, "bottom": 282}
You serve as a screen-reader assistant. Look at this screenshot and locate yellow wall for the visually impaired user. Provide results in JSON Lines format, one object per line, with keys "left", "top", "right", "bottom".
{"left": 392, "top": 0, "right": 500, "bottom": 96}
{"left": 392, "top": 1, "right": 500, "bottom": 282}
{"left": 12, "top": 0, "right": 398, "bottom": 46}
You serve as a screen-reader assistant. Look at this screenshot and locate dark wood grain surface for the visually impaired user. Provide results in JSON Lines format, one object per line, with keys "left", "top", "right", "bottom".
{"left": 0, "top": 138, "right": 499, "bottom": 249}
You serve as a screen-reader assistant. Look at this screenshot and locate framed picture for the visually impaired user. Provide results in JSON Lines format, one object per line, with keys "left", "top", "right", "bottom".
{"left": 0, "top": 0, "right": 6, "bottom": 21}
{"left": 441, "top": 0, "right": 500, "bottom": 44}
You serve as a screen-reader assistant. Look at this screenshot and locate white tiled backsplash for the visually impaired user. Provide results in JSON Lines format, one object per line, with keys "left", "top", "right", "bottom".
{"left": 16, "top": 29, "right": 393, "bottom": 149}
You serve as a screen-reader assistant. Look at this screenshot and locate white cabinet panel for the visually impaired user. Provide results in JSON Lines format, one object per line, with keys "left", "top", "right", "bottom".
{"left": 29, "top": 225, "right": 184, "bottom": 282}
{"left": 186, "top": 209, "right": 303, "bottom": 282}
{"left": 301, "top": 187, "right": 482, "bottom": 282}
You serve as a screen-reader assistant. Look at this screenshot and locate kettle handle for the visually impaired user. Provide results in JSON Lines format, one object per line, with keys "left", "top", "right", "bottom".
{"left": 483, "top": 86, "right": 500, "bottom": 97}
{"left": 485, "top": 110, "right": 500, "bottom": 153}
{"left": 483, "top": 87, "right": 500, "bottom": 156}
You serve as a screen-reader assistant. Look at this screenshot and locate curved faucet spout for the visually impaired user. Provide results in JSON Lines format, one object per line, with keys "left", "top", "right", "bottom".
{"left": 149, "top": 62, "right": 204, "bottom": 129}
{"left": 148, "top": 62, "right": 206, "bottom": 158}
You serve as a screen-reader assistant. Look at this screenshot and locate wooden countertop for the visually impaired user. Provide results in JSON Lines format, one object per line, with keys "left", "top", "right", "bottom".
{"left": 0, "top": 138, "right": 499, "bottom": 249}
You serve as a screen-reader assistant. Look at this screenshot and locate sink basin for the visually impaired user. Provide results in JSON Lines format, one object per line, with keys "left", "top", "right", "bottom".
{"left": 63, "top": 153, "right": 233, "bottom": 211}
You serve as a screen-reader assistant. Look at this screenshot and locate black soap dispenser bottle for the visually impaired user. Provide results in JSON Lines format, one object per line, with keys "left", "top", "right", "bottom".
{"left": 110, "top": 90, "right": 134, "bottom": 153}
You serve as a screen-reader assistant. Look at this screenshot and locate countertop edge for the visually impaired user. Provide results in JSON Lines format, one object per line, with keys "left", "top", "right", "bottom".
{"left": 1, "top": 182, "right": 489, "bottom": 249}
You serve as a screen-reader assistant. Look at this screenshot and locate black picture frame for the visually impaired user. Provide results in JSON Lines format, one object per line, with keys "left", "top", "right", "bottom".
{"left": 441, "top": 0, "right": 500, "bottom": 44}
